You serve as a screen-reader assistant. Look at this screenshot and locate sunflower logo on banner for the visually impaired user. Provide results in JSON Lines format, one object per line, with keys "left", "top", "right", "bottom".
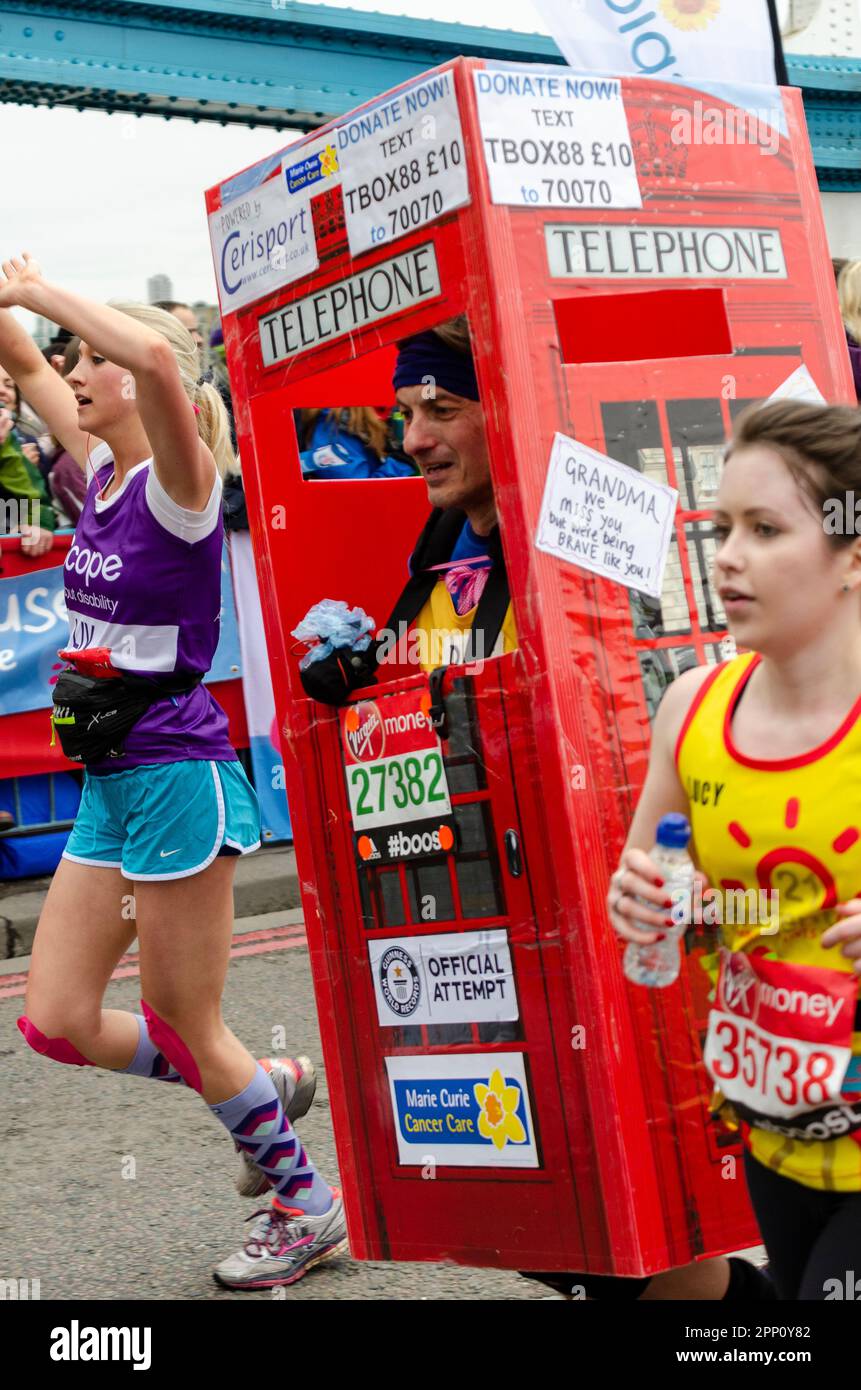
{"left": 659, "top": 0, "right": 722, "bottom": 29}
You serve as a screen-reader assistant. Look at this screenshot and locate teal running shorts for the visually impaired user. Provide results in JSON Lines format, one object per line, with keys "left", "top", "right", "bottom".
{"left": 63, "top": 758, "right": 262, "bottom": 880}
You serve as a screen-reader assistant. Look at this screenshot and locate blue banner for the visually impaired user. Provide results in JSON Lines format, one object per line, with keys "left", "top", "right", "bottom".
{"left": 0, "top": 545, "right": 242, "bottom": 718}
{"left": 249, "top": 733, "right": 293, "bottom": 844}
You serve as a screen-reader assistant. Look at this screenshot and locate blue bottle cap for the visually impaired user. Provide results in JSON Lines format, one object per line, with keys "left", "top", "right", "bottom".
{"left": 656, "top": 812, "right": 691, "bottom": 849}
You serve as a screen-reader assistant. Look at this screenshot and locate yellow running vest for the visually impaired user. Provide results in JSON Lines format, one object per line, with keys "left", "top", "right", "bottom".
{"left": 677, "top": 652, "right": 861, "bottom": 1192}
{"left": 412, "top": 580, "right": 518, "bottom": 675}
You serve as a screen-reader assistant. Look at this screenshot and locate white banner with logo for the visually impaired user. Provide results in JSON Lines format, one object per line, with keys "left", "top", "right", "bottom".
{"left": 531, "top": 0, "right": 779, "bottom": 86}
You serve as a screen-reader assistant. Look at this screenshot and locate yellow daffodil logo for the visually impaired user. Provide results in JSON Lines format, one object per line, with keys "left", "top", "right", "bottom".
{"left": 659, "top": 0, "right": 721, "bottom": 29}
{"left": 475, "top": 1069, "right": 527, "bottom": 1151}
{"left": 320, "top": 143, "right": 340, "bottom": 178}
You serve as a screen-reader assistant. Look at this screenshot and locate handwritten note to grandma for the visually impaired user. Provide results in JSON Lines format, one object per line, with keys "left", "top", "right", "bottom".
{"left": 535, "top": 434, "right": 678, "bottom": 600}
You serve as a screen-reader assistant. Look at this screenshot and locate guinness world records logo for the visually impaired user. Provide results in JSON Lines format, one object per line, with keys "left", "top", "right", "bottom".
{"left": 380, "top": 946, "right": 421, "bottom": 1018}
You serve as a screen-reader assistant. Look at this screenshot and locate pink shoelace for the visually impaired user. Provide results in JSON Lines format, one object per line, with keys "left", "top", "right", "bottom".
{"left": 243, "top": 1207, "right": 303, "bottom": 1257}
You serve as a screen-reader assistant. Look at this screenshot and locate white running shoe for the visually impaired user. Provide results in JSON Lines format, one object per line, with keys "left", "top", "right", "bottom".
{"left": 213, "top": 1193, "right": 349, "bottom": 1290}
{"left": 235, "top": 1056, "right": 317, "bottom": 1198}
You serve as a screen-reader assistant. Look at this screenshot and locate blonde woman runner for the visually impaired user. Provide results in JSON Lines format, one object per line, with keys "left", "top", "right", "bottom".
{"left": 0, "top": 253, "right": 346, "bottom": 1290}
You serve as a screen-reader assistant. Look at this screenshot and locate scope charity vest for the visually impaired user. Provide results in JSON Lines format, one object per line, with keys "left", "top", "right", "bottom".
{"left": 63, "top": 441, "right": 236, "bottom": 771}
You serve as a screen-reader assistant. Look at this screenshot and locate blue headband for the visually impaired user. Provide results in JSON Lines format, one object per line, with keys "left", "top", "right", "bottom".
{"left": 392, "top": 331, "right": 480, "bottom": 401}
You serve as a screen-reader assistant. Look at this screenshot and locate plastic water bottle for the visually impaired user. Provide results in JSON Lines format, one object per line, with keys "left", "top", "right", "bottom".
{"left": 623, "top": 814, "right": 695, "bottom": 988}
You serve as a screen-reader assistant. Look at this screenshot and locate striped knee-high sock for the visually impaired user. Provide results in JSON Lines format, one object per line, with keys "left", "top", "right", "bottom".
{"left": 210, "top": 1062, "right": 332, "bottom": 1216}
{"left": 115, "top": 1014, "right": 184, "bottom": 1084}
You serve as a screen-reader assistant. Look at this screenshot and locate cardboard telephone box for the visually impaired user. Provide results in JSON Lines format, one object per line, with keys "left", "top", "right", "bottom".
{"left": 206, "top": 59, "right": 854, "bottom": 1274}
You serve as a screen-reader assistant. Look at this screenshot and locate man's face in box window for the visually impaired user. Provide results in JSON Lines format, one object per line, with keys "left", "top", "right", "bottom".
{"left": 396, "top": 384, "right": 493, "bottom": 518}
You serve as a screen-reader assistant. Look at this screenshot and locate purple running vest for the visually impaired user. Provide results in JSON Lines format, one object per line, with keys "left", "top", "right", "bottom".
{"left": 62, "top": 443, "right": 236, "bottom": 770}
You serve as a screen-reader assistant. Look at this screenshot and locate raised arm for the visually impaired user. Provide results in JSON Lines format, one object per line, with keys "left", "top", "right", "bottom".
{"left": 0, "top": 308, "right": 92, "bottom": 470}
{"left": 0, "top": 255, "right": 214, "bottom": 509}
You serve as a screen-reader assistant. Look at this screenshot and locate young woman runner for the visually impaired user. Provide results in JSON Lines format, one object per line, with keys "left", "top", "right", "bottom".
{"left": 609, "top": 398, "right": 861, "bottom": 1300}
{"left": 0, "top": 253, "right": 347, "bottom": 1290}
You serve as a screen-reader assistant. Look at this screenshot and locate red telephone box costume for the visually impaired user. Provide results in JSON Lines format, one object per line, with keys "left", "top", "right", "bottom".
{"left": 206, "top": 58, "right": 855, "bottom": 1275}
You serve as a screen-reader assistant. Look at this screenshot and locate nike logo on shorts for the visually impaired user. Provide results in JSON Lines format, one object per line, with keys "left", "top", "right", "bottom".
{"left": 159, "top": 849, "right": 182, "bottom": 858}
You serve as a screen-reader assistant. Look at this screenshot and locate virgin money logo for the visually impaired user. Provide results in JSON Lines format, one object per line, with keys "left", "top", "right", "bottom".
{"left": 721, "top": 953, "right": 756, "bottom": 1017}
{"left": 344, "top": 701, "right": 385, "bottom": 762}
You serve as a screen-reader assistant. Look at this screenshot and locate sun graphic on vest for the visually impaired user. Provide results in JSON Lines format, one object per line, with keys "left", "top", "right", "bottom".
{"left": 722, "top": 796, "right": 859, "bottom": 920}
{"left": 659, "top": 0, "right": 721, "bottom": 30}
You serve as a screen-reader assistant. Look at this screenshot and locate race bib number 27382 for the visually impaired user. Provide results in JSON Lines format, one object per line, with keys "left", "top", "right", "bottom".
{"left": 340, "top": 691, "right": 456, "bottom": 865}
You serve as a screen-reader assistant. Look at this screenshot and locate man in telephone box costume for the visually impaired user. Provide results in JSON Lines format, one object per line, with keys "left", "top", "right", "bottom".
{"left": 206, "top": 55, "right": 855, "bottom": 1289}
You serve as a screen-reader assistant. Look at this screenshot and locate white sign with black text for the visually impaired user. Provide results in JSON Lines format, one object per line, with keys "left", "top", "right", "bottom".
{"left": 338, "top": 70, "right": 470, "bottom": 257}
{"left": 258, "top": 241, "right": 441, "bottom": 364}
{"left": 208, "top": 176, "right": 318, "bottom": 317}
{"left": 369, "top": 929, "right": 518, "bottom": 1027}
{"left": 473, "top": 67, "right": 641, "bottom": 211}
{"left": 545, "top": 223, "right": 788, "bottom": 280}
{"left": 535, "top": 433, "right": 678, "bottom": 600}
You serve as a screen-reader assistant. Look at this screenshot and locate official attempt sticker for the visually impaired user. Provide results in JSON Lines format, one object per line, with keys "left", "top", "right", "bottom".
{"left": 341, "top": 689, "right": 455, "bottom": 864}
{"left": 369, "top": 930, "right": 518, "bottom": 1027}
{"left": 473, "top": 66, "right": 642, "bottom": 211}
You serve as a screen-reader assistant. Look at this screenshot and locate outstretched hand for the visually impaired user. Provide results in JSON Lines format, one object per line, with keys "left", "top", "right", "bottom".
{"left": 0, "top": 253, "right": 44, "bottom": 310}
{"left": 18, "top": 524, "right": 53, "bottom": 557}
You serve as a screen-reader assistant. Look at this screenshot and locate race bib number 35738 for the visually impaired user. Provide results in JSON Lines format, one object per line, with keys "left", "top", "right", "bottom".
{"left": 703, "top": 949, "right": 857, "bottom": 1121}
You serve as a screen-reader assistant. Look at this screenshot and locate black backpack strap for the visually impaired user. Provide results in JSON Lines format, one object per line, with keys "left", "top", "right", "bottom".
{"left": 380, "top": 507, "right": 467, "bottom": 634}
{"left": 464, "top": 559, "right": 510, "bottom": 665}
{"left": 380, "top": 508, "right": 511, "bottom": 669}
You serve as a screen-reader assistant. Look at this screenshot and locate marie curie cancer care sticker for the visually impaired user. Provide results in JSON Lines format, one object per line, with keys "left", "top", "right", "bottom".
{"left": 385, "top": 1053, "right": 539, "bottom": 1168}
{"left": 340, "top": 689, "right": 455, "bottom": 864}
{"left": 282, "top": 133, "right": 342, "bottom": 197}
